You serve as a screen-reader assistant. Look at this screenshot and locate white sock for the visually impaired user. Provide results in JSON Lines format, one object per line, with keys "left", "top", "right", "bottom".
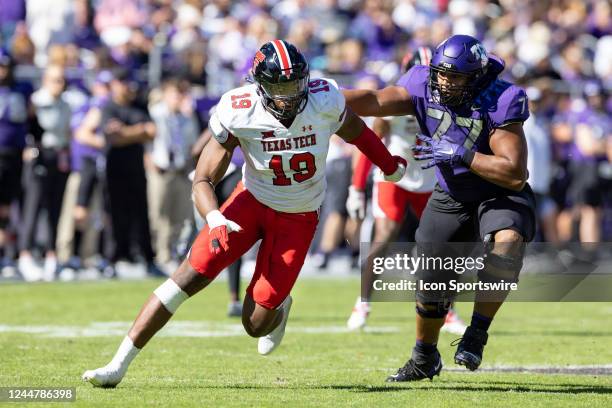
{"left": 109, "top": 336, "right": 140, "bottom": 370}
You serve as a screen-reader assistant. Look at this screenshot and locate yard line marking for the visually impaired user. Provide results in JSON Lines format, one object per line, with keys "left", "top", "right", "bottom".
{"left": 0, "top": 322, "right": 400, "bottom": 338}
{"left": 443, "top": 364, "right": 612, "bottom": 375}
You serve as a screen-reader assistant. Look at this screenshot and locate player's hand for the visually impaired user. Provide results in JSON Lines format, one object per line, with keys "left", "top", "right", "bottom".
{"left": 346, "top": 186, "right": 366, "bottom": 220}
{"left": 205, "top": 210, "right": 242, "bottom": 254}
{"left": 412, "top": 134, "right": 468, "bottom": 171}
{"left": 383, "top": 156, "right": 407, "bottom": 183}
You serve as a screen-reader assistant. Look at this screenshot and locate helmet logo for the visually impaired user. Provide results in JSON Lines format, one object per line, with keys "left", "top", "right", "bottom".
{"left": 253, "top": 50, "right": 266, "bottom": 71}
{"left": 470, "top": 43, "right": 488, "bottom": 67}
{"left": 271, "top": 40, "right": 293, "bottom": 78}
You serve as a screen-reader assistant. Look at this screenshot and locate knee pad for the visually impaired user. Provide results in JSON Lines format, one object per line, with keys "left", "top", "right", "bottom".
{"left": 479, "top": 252, "right": 523, "bottom": 283}
{"left": 415, "top": 300, "right": 451, "bottom": 319}
{"left": 154, "top": 279, "right": 189, "bottom": 314}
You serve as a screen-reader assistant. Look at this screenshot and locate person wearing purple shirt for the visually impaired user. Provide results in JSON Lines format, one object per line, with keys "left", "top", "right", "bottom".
{"left": 57, "top": 71, "right": 112, "bottom": 275}
{"left": 0, "top": 49, "right": 30, "bottom": 269}
{"left": 566, "top": 84, "right": 610, "bottom": 246}
{"left": 343, "top": 35, "right": 535, "bottom": 382}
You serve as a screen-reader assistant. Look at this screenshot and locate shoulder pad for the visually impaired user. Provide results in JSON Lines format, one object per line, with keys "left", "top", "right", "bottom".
{"left": 215, "top": 83, "right": 259, "bottom": 132}
{"left": 396, "top": 65, "right": 428, "bottom": 99}
{"left": 308, "top": 77, "right": 346, "bottom": 123}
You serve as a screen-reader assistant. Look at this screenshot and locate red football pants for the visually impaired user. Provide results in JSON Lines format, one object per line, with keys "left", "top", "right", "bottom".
{"left": 189, "top": 182, "right": 319, "bottom": 309}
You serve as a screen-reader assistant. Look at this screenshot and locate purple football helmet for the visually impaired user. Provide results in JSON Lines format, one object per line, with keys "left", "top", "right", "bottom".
{"left": 429, "top": 34, "right": 489, "bottom": 106}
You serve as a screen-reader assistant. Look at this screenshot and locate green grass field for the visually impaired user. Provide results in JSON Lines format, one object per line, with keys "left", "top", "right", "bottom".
{"left": 1, "top": 278, "right": 611, "bottom": 407}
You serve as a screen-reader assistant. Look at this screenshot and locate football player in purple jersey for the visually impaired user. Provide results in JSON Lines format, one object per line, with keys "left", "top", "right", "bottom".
{"left": 344, "top": 35, "right": 535, "bottom": 381}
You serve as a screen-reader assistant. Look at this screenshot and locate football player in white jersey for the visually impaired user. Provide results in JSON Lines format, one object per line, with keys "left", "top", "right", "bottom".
{"left": 345, "top": 47, "right": 467, "bottom": 334}
{"left": 82, "top": 40, "right": 407, "bottom": 387}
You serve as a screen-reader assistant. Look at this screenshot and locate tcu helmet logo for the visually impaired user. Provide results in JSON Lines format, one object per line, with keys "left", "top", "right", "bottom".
{"left": 253, "top": 50, "right": 266, "bottom": 70}
{"left": 470, "top": 43, "right": 488, "bottom": 67}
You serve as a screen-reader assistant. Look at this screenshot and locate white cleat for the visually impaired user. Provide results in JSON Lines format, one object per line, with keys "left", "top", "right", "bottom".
{"left": 347, "top": 296, "right": 370, "bottom": 331}
{"left": 441, "top": 309, "right": 467, "bottom": 335}
{"left": 258, "top": 296, "right": 292, "bottom": 355}
{"left": 82, "top": 364, "right": 126, "bottom": 388}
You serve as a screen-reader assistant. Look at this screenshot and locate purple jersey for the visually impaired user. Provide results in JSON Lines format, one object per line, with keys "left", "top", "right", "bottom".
{"left": 397, "top": 64, "right": 530, "bottom": 202}
{"left": 0, "top": 83, "right": 30, "bottom": 150}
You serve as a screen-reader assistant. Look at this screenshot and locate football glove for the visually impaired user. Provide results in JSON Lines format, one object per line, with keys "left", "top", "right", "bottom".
{"left": 205, "top": 210, "right": 242, "bottom": 254}
{"left": 346, "top": 186, "right": 366, "bottom": 220}
{"left": 412, "top": 134, "right": 471, "bottom": 172}
{"left": 383, "top": 155, "right": 408, "bottom": 183}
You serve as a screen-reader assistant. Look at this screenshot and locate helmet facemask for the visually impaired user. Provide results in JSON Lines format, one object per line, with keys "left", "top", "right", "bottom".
{"left": 258, "top": 75, "right": 309, "bottom": 120}
{"left": 429, "top": 66, "right": 482, "bottom": 106}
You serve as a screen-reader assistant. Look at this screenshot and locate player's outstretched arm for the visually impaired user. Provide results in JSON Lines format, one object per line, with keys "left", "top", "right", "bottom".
{"left": 468, "top": 123, "right": 528, "bottom": 191}
{"left": 342, "top": 86, "right": 415, "bottom": 117}
{"left": 337, "top": 108, "right": 406, "bottom": 183}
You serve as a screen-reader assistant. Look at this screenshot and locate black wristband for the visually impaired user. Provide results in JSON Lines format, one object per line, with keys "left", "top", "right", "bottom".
{"left": 461, "top": 149, "right": 475, "bottom": 167}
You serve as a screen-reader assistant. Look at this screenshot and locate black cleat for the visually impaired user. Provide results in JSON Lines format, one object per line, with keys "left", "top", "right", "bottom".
{"left": 386, "top": 350, "right": 442, "bottom": 382}
{"left": 452, "top": 326, "right": 488, "bottom": 371}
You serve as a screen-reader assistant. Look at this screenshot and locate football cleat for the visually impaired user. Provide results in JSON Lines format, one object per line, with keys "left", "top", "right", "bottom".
{"left": 441, "top": 308, "right": 467, "bottom": 335}
{"left": 82, "top": 363, "right": 126, "bottom": 388}
{"left": 346, "top": 296, "right": 370, "bottom": 331}
{"left": 386, "top": 349, "right": 443, "bottom": 382}
{"left": 452, "top": 326, "right": 488, "bottom": 371}
{"left": 258, "top": 296, "right": 292, "bottom": 355}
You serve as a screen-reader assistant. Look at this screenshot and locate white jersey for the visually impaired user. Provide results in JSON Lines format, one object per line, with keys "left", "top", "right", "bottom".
{"left": 208, "top": 78, "right": 346, "bottom": 213}
{"left": 373, "top": 115, "right": 436, "bottom": 193}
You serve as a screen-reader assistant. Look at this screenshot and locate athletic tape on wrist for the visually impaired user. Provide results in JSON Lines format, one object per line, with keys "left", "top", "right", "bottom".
{"left": 154, "top": 279, "right": 189, "bottom": 314}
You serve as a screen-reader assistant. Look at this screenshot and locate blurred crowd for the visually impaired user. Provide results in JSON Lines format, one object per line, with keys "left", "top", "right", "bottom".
{"left": 0, "top": 0, "right": 610, "bottom": 281}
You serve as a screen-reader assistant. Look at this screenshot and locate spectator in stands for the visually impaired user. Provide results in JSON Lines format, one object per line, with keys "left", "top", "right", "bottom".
{"left": 19, "top": 64, "right": 71, "bottom": 281}
{"left": 567, "top": 83, "right": 610, "bottom": 248}
{"left": 101, "top": 67, "right": 164, "bottom": 277}
{"left": 524, "top": 86, "right": 558, "bottom": 243}
{"left": 0, "top": 49, "right": 30, "bottom": 275}
{"left": 148, "top": 77, "right": 199, "bottom": 264}
{"left": 56, "top": 70, "right": 112, "bottom": 277}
